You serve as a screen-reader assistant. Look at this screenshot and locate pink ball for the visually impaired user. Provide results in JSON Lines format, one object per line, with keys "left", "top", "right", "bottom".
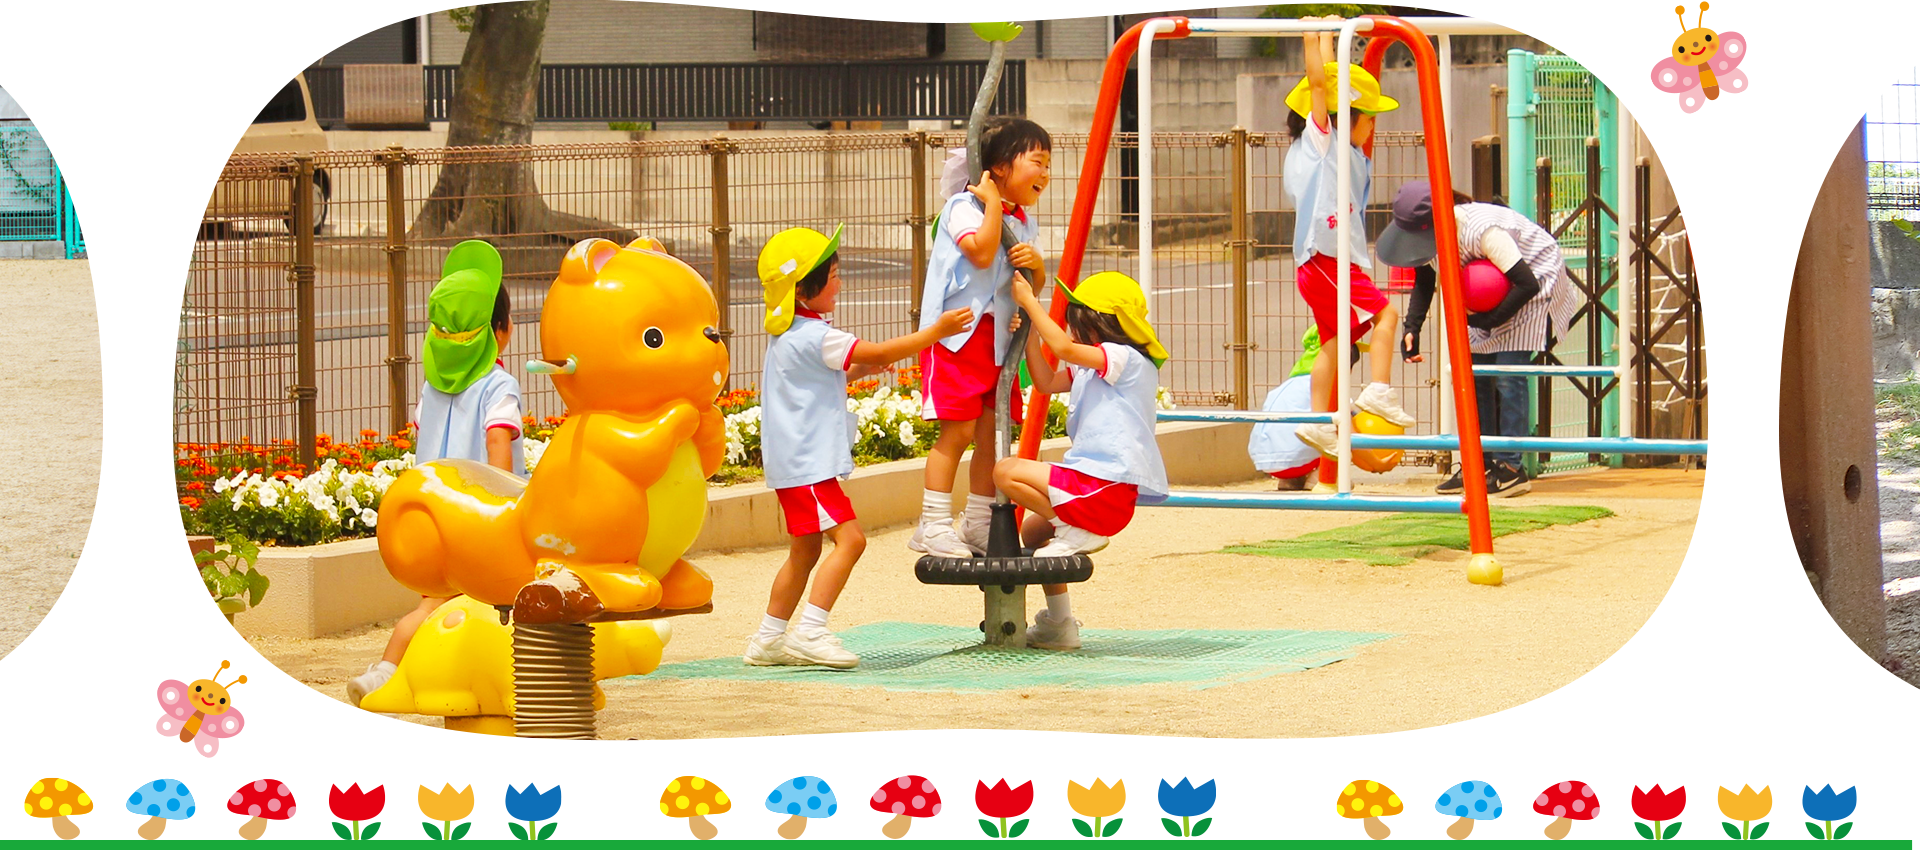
{"left": 1461, "top": 259, "right": 1511, "bottom": 313}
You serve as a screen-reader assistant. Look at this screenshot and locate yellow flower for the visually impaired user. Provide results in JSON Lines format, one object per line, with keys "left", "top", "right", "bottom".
{"left": 418, "top": 784, "right": 475, "bottom": 822}
{"left": 1718, "top": 785, "right": 1772, "bottom": 822}
{"left": 1068, "top": 779, "right": 1126, "bottom": 819}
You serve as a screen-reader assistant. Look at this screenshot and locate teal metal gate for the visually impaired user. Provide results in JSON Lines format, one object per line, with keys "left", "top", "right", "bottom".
{"left": 61, "top": 138, "right": 102, "bottom": 257}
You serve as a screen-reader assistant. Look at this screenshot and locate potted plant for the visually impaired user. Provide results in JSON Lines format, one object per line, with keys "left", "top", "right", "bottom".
{"left": 175, "top": 537, "right": 270, "bottom": 663}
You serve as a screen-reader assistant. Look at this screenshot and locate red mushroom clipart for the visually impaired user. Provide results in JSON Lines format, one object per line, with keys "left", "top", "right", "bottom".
{"left": 1534, "top": 781, "right": 1599, "bottom": 840}
{"left": 229, "top": 780, "right": 295, "bottom": 840}
{"left": 871, "top": 776, "right": 940, "bottom": 839}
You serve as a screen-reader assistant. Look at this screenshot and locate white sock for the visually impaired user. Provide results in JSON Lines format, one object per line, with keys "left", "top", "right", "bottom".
{"left": 798, "top": 603, "right": 831, "bottom": 632}
{"left": 756, "top": 614, "right": 788, "bottom": 642}
{"left": 964, "top": 494, "right": 993, "bottom": 526}
{"left": 371, "top": 660, "right": 396, "bottom": 676}
{"left": 1050, "top": 516, "right": 1068, "bottom": 531}
{"left": 921, "top": 489, "right": 953, "bottom": 525}
{"left": 1046, "top": 591, "right": 1072, "bottom": 619}
{"left": 1367, "top": 381, "right": 1392, "bottom": 394}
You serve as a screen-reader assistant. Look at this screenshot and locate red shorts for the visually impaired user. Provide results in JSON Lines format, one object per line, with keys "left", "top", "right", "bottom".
{"left": 1047, "top": 465, "right": 1139, "bottom": 538}
{"left": 918, "top": 314, "right": 1002, "bottom": 422}
{"left": 1297, "top": 254, "right": 1391, "bottom": 341}
{"left": 774, "top": 479, "right": 856, "bottom": 536}
{"left": 1269, "top": 459, "right": 1318, "bottom": 479}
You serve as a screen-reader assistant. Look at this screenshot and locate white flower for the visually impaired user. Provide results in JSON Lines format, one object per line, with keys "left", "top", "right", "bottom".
{"left": 359, "top": 508, "right": 379, "bottom": 528}
{"left": 256, "top": 486, "right": 280, "bottom": 509}
{"left": 897, "top": 420, "right": 916, "bottom": 448}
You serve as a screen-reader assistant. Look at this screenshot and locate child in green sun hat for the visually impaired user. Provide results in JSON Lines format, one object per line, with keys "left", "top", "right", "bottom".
{"left": 348, "top": 239, "right": 525, "bottom": 708}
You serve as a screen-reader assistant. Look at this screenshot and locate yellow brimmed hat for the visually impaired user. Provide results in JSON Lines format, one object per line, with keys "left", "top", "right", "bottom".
{"left": 758, "top": 224, "right": 843, "bottom": 334}
{"left": 1062, "top": 271, "right": 1169, "bottom": 367}
{"left": 1285, "top": 63, "right": 1398, "bottom": 119}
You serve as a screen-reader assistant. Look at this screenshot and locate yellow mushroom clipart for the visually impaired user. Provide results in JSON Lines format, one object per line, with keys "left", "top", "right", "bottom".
{"left": 661, "top": 776, "right": 730, "bottom": 840}
{"left": 1337, "top": 780, "right": 1403, "bottom": 840}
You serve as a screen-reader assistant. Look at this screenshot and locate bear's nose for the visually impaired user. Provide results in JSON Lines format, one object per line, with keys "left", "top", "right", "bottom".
{"left": 703, "top": 326, "right": 721, "bottom": 343}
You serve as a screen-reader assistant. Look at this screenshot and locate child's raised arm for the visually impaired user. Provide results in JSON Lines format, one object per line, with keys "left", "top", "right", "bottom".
{"left": 1011, "top": 274, "right": 1105, "bottom": 373}
{"left": 1302, "top": 15, "right": 1335, "bottom": 120}
{"left": 848, "top": 307, "right": 976, "bottom": 366}
{"left": 958, "top": 181, "right": 1005, "bottom": 269}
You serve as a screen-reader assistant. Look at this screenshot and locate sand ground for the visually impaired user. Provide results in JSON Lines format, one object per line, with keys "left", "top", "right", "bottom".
{"left": 254, "top": 464, "right": 1701, "bottom": 738}
{"left": 0, "top": 260, "right": 100, "bottom": 659}
{"left": 1875, "top": 406, "right": 1920, "bottom": 685}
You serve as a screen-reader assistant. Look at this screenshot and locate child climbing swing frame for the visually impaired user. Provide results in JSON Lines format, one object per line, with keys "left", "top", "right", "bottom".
{"left": 1015, "top": 16, "right": 1709, "bottom": 586}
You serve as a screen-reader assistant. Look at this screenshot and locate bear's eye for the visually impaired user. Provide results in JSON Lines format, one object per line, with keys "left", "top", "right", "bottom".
{"left": 643, "top": 327, "right": 665, "bottom": 349}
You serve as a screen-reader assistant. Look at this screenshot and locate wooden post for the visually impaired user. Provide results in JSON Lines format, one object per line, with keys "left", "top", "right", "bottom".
{"left": 908, "top": 131, "right": 929, "bottom": 328}
{"left": 1226, "top": 127, "right": 1252, "bottom": 410}
{"left": 383, "top": 145, "right": 411, "bottom": 437}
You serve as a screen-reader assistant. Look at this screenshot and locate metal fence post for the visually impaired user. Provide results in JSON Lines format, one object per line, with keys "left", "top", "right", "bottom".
{"left": 292, "top": 155, "right": 319, "bottom": 468}
{"left": 908, "top": 131, "right": 929, "bottom": 329}
{"left": 1224, "top": 127, "right": 1252, "bottom": 410}
{"left": 1584, "top": 137, "right": 1604, "bottom": 465}
{"left": 1533, "top": 157, "right": 1554, "bottom": 469}
{"left": 383, "top": 145, "right": 411, "bottom": 437}
{"left": 705, "top": 134, "right": 736, "bottom": 350}
{"left": 1636, "top": 157, "right": 1653, "bottom": 441}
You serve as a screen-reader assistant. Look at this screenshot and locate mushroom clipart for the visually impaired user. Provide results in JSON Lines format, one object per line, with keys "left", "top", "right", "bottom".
{"left": 1336, "top": 780, "right": 1402, "bottom": 839}
{"left": 1535, "top": 781, "right": 1599, "bottom": 839}
{"left": 25, "top": 778, "right": 92, "bottom": 839}
{"left": 766, "top": 776, "right": 837, "bottom": 839}
{"left": 660, "top": 776, "right": 730, "bottom": 840}
{"left": 1436, "top": 781, "right": 1503, "bottom": 839}
{"left": 127, "top": 780, "right": 195, "bottom": 839}
{"left": 229, "top": 780, "right": 296, "bottom": 839}
{"left": 871, "top": 776, "right": 940, "bottom": 839}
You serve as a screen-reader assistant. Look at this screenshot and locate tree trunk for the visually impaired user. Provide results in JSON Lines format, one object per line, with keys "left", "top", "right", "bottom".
{"left": 409, "top": 1, "right": 635, "bottom": 245}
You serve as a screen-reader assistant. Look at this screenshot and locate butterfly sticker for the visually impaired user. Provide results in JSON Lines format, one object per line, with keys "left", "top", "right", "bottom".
{"left": 156, "top": 660, "right": 246, "bottom": 757}
{"left": 1650, "top": 2, "right": 1748, "bottom": 113}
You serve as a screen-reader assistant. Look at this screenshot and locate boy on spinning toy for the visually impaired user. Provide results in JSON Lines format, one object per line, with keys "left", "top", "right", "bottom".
{"left": 1285, "top": 14, "right": 1417, "bottom": 455}
{"left": 993, "top": 271, "right": 1169, "bottom": 650}
{"left": 913, "top": 117, "right": 1051, "bottom": 559}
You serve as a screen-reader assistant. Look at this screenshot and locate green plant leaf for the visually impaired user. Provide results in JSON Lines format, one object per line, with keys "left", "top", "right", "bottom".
{"left": 334, "top": 822, "right": 353, "bottom": 841}
{"left": 509, "top": 823, "right": 529, "bottom": 841}
{"left": 217, "top": 596, "right": 249, "bottom": 613}
{"left": 1073, "top": 818, "right": 1093, "bottom": 838}
{"left": 1835, "top": 822, "right": 1853, "bottom": 840}
{"left": 981, "top": 819, "right": 1001, "bottom": 838}
{"left": 451, "top": 822, "right": 471, "bottom": 841}
{"left": 1010, "top": 819, "right": 1029, "bottom": 838}
{"left": 537, "top": 822, "right": 556, "bottom": 840}
{"left": 1664, "top": 821, "right": 1683, "bottom": 839}
{"left": 423, "top": 822, "right": 443, "bottom": 841}
{"left": 1723, "top": 822, "right": 1741, "bottom": 840}
{"left": 1636, "top": 822, "right": 1656, "bottom": 840}
{"left": 1163, "top": 818, "right": 1182, "bottom": 836}
{"left": 1898, "top": 218, "right": 1917, "bottom": 234}
{"left": 1103, "top": 817, "right": 1124, "bottom": 837}
{"left": 246, "top": 569, "right": 271, "bottom": 606}
{"left": 1751, "top": 822, "right": 1769, "bottom": 840}
{"left": 1808, "top": 822, "right": 1826, "bottom": 840}
{"left": 1192, "top": 818, "right": 1212, "bottom": 837}
{"left": 361, "top": 822, "right": 381, "bottom": 841}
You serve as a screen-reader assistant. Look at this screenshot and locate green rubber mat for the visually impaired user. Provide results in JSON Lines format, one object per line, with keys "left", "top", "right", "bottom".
{"left": 1225, "top": 505, "right": 1615, "bottom": 566}
{"left": 639, "top": 621, "right": 1394, "bottom": 692}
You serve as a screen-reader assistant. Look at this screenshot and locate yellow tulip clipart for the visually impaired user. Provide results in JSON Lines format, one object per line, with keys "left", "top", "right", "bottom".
{"left": 418, "top": 785, "right": 475, "bottom": 841}
{"left": 1717, "top": 785, "right": 1771, "bottom": 841}
{"left": 1069, "top": 780, "right": 1125, "bottom": 838}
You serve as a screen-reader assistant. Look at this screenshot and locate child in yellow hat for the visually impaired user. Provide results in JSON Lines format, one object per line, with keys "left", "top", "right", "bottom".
{"left": 996, "top": 272, "right": 1169, "bottom": 650}
{"left": 1284, "top": 15, "right": 1417, "bottom": 457}
{"left": 749, "top": 225, "right": 974, "bottom": 668}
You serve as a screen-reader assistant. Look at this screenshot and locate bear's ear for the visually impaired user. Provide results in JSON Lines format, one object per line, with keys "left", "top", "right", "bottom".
{"left": 558, "top": 238, "right": 621, "bottom": 285}
{"left": 626, "top": 235, "right": 667, "bottom": 254}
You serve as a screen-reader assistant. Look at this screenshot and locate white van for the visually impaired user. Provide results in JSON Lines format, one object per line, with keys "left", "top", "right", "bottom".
{"left": 181, "top": 61, "right": 332, "bottom": 236}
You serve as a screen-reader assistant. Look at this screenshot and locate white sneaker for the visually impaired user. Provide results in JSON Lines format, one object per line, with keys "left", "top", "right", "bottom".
{"left": 959, "top": 516, "right": 992, "bottom": 555}
{"left": 347, "top": 663, "right": 403, "bottom": 740}
{"left": 785, "top": 626, "right": 860, "bottom": 669}
{"left": 1295, "top": 423, "right": 1340, "bottom": 457}
{"left": 1026, "top": 609, "right": 1082, "bottom": 650}
{"left": 1355, "top": 383, "right": 1416, "bottom": 427}
{"left": 909, "top": 519, "right": 973, "bottom": 558}
{"left": 743, "top": 634, "right": 805, "bottom": 667}
{"left": 1034, "top": 525, "right": 1109, "bottom": 557}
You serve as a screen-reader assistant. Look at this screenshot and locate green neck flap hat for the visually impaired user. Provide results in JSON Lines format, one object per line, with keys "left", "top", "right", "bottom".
{"left": 423, "top": 240, "right": 506, "bottom": 395}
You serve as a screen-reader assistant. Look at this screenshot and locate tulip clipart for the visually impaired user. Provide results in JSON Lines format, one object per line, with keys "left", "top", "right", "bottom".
{"left": 1718, "top": 785, "right": 1771, "bottom": 841}
{"left": 506, "top": 784, "right": 562, "bottom": 840}
{"left": 1069, "top": 780, "right": 1125, "bottom": 838}
{"left": 1158, "top": 779, "right": 1216, "bottom": 838}
{"left": 975, "top": 780, "right": 1033, "bottom": 839}
{"left": 419, "top": 785, "right": 474, "bottom": 841}
{"left": 1803, "top": 785, "right": 1857, "bottom": 840}
{"left": 330, "top": 784, "right": 385, "bottom": 841}
{"left": 1632, "top": 785, "right": 1685, "bottom": 840}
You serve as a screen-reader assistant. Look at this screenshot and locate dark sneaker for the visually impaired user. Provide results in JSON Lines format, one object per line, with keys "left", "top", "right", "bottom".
{"left": 1488, "top": 461, "right": 1532, "bottom": 497}
{"left": 1435, "top": 465, "right": 1466, "bottom": 495}
{"left": 1275, "top": 474, "right": 1313, "bottom": 491}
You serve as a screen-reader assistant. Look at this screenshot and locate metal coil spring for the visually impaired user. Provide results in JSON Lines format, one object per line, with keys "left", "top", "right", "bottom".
{"left": 510, "top": 622, "right": 597, "bottom": 739}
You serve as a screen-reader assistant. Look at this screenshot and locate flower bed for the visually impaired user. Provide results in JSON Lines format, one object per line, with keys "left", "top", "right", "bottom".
{"left": 177, "top": 367, "right": 1170, "bottom": 547}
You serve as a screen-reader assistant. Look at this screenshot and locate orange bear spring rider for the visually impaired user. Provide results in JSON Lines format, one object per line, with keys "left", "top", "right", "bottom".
{"left": 377, "top": 237, "right": 729, "bottom": 624}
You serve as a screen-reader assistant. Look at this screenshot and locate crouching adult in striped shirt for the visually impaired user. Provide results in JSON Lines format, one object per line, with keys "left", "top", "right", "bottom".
{"left": 1375, "top": 181, "right": 1578, "bottom": 498}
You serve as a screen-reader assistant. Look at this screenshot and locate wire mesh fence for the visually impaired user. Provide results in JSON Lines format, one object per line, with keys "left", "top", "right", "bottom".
{"left": 1869, "top": 68, "right": 1920, "bottom": 222}
{"left": 180, "top": 128, "right": 1691, "bottom": 470}
{"left": 0, "top": 120, "right": 63, "bottom": 242}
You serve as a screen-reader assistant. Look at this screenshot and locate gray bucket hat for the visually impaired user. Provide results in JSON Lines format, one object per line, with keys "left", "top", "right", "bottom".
{"left": 1376, "top": 180, "right": 1439, "bottom": 268}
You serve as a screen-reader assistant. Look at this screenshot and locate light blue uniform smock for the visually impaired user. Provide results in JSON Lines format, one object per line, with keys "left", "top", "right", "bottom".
{"left": 917, "top": 192, "right": 1037, "bottom": 366}
{"left": 760, "top": 313, "right": 861, "bottom": 490}
{"left": 1059, "top": 343, "right": 1169, "bottom": 503}
{"left": 415, "top": 365, "right": 527, "bottom": 477}
{"left": 1246, "top": 374, "right": 1318, "bottom": 474}
{"left": 1283, "top": 116, "right": 1373, "bottom": 267}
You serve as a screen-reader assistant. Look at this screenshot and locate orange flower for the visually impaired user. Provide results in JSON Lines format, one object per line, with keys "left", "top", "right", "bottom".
{"left": 179, "top": 497, "right": 203, "bottom": 509}
{"left": 393, "top": 438, "right": 412, "bottom": 450}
